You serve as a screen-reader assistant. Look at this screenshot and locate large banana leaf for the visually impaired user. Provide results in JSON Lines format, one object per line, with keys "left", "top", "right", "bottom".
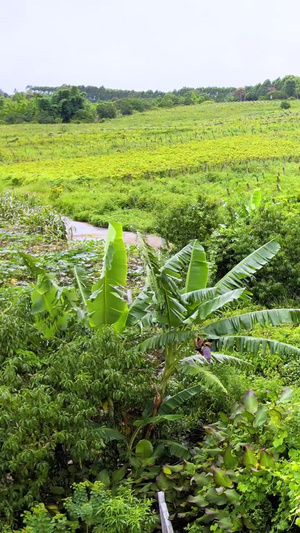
{"left": 162, "top": 240, "right": 200, "bottom": 276}
{"left": 74, "top": 266, "right": 90, "bottom": 308}
{"left": 162, "top": 240, "right": 209, "bottom": 291}
{"left": 181, "top": 287, "right": 218, "bottom": 307}
{"left": 162, "top": 290, "right": 187, "bottom": 327}
{"left": 135, "top": 329, "right": 196, "bottom": 354}
{"left": 138, "top": 232, "right": 162, "bottom": 294}
{"left": 31, "top": 275, "right": 60, "bottom": 315}
{"left": 126, "top": 290, "right": 153, "bottom": 327}
{"left": 215, "top": 240, "right": 280, "bottom": 294}
{"left": 159, "top": 384, "right": 204, "bottom": 414}
{"left": 215, "top": 335, "right": 300, "bottom": 356}
{"left": 203, "top": 309, "right": 300, "bottom": 337}
{"left": 87, "top": 223, "right": 128, "bottom": 331}
{"left": 184, "top": 288, "right": 245, "bottom": 324}
{"left": 20, "top": 252, "right": 45, "bottom": 276}
{"left": 180, "top": 353, "right": 246, "bottom": 366}
{"left": 159, "top": 440, "right": 191, "bottom": 459}
{"left": 185, "top": 241, "right": 208, "bottom": 292}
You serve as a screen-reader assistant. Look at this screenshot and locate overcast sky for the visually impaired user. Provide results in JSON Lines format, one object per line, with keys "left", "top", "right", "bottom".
{"left": 1, "top": 0, "right": 300, "bottom": 94}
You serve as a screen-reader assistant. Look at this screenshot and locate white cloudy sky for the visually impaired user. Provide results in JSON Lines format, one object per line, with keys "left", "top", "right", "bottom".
{"left": 1, "top": 0, "right": 300, "bottom": 93}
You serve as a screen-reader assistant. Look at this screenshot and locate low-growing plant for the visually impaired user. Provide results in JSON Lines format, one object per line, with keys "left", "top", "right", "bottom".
{"left": 19, "top": 481, "right": 156, "bottom": 533}
{"left": 177, "top": 388, "right": 298, "bottom": 532}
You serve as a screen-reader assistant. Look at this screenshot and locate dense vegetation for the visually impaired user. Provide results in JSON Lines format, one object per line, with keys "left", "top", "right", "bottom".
{"left": 1, "top": 74, "right": 300, "bottom": 124}
{"left": 1, "top": 98, "right": 300, "bottom": 306}
{"left": 1, "top": 192, "right": 300, "bottom": 532}
{"left": 1, "top": 88, "right": 300, "bottom": 531}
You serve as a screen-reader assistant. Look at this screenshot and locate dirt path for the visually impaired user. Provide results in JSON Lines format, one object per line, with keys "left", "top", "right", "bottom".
{"left": 64, "top": 218, "right": 164, "bottom": 249}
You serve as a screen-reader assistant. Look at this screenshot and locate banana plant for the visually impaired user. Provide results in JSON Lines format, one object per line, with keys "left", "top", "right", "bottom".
{"left": 23, "top": 222, "right": 129, "bottom": 336}
{"left": 23, "top": 225, "right": 300, "bottom": 451}
{"left": 127, "top": 237, "right": 300, "bottom": 419}
{"left": 24, "top": 227, "right": 300, "bottom": 407}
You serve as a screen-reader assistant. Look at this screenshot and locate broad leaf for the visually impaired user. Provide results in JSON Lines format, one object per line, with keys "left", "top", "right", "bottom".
{"left": 249, "top": 189, "right": 262, "bottom": 211}
{"left": 98, "top": 469, "right": 110, "bottom": 487}
{"left": 214, "top": 335, "right": 300, "bottom": 357}
{"left": 89, "top": 424, "right": 125, "bottom": 441}
{"left": 215, "top": 240, "right": 280, "bottom": 294}
{"left": 259, "top": 450, "right": 275, "bottom": 468}
{"left": 162, "top": 289, "right": 188, "bottom": 326}
{"left": 87, "top": 222, "right": 128, "bottom": 331}
{"left": 184, "top": 241, "right": 208, "bottom": 292}
{"left": 135, "top": 439, "right": 153, "bottom": 459}
{"left": 163, "top": 240, "right": 202, "bottom": 277}
{"left": 211, "top": 467, "right": 233, "bottom": 488}
{"left": 224, "top": 489, "right": 239, "bottom": 505}
{"left": 126, "top": 290, "right": 153, "bottom": 327}
{"left": 253, "top": 405, "right": 268, "bottom": 427}
{"left": 74, "top": 266, "right": 90, "bottom": 307}
{"left": 133, "top": 414, "right": 182, "bottom": 427}
{"left": 243, "top": 390, "right": 258, "bottom": 414}
{"left": 181, "top": 352, "right": 246, "bottom": 366}
{"left": 20, "top": 252, "right": 45, "bottom": 275}
{"left": 204, "top": 309, "right": 300, "bottom": 337}
{"left": 278, "top": 387, "right": 293, "bottom": 403}
{"left": 184, "top": 288, "right": 244, "bottom": 323}
{"left": 112, "top": 465, "right": 127, "bottom": 484}
{"left": 179, "top": 364, "right": 228, "bottom": 393}
{"left": 181, "top": 287, "right": 218, "bottom": 307}
{"left": 160, "top": 440, "right": 191, "bottom": 459}
{"left": 243, "top": 446, "right": 257, "bottom": 467}
{"left": 206, "top": 488, "right": 227, "bottom": 505}
{"left": 134, "top": 329, "right": 196, "bottom": 354}
{"left": 224, "top": 446, "right": 238, "bottom": 469}
{"left": 159, "top": 385, "right": 203, "bottom": 414}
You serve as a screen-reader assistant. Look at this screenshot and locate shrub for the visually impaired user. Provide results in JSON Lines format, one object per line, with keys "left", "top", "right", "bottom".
{"left": 20, "top": 482, "right": 156, "bottom": 533}
{"left": 156, "top": 196, "right": 220, "bottom": 251}
{"left": 280, "top": 101, "right": 291, "bottom": 109}
{"left": 96, "top": 102, "right": 117, "bottom": 119}
{"left": 0, "top": 324, "right": 155, "bottom": 524}
{"left": 210, "top": 203, "right": 300, "bottom": 305}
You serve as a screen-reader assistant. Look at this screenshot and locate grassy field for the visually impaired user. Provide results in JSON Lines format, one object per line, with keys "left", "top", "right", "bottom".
{"left": 1, "top": 100, "right": 300, "bottom": 230}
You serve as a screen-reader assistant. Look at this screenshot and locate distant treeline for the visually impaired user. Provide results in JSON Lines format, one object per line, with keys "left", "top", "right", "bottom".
{"left": 28, "top": 85, "right": 235, "bottom": 103}
{"left": 0, "top": 75, "right": 299, "bottom": 124}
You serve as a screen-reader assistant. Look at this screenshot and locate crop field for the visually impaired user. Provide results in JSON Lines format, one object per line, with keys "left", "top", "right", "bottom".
{"left": 1, "top": 100, "right": 300, "bottom": 230}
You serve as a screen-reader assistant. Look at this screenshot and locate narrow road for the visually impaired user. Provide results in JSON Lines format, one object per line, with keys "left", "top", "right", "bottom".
{"left": 64, "top": 218, "right": 164, "bottom": 249}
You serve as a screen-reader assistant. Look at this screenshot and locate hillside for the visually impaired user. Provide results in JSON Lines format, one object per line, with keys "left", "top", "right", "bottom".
{"left": 1, "top": 100, "right": 300, "bottom": 231}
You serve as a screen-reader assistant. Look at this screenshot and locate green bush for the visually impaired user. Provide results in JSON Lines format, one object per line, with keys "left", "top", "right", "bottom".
{"left": 0, "top": 317, "right": 155, "bottom": 524}
{"left": 20, "top": 482, "right": 156, "bottom": 533}
{"left": 96, "top": 102, "right": 117, "bottom": 119}
{"left": 280, "top": 101, "right": 291, "bottom": 109}
{"left": 156, "top": 197, "right": 220, "bottom": 250}
{"left": 210, "top": 203, "right": 300, "bottom": 305}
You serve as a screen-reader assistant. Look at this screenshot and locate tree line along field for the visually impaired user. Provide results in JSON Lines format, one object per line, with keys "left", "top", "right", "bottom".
{"left": 1, "top": 100, "right": 300, "bottom": 231}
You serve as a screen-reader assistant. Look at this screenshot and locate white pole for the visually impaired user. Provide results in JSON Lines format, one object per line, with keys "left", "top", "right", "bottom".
{"left": 157, "top": 491, "right": 174, "bottom": 533}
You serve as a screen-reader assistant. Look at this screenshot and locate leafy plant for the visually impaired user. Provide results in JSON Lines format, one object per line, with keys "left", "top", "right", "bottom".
{"left": 179, "top": 389, "right": 295, "bottom": 532}
{"left": 20, "top": 482, "right": 156, "bottom": 533}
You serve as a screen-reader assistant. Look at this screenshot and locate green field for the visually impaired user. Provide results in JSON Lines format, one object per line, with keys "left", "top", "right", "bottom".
{"left": 1, "top": 100, "right": 300, "bottom": 230}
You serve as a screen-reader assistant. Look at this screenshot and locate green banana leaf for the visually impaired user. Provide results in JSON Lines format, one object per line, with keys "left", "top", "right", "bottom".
{"left": 215, "top": 240, "right": 280, "bottom": 294}
{"left": 204, "top": 309, "right": 300, "bottom": 337}
{"left": 87, "top": 222, "right": 128, "bottom": 331}
{"left": 184, "top": 288, "right": 245, "bottom": 323}
{"left": 215, "top": 335, "right": 300, "bottom": 356}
